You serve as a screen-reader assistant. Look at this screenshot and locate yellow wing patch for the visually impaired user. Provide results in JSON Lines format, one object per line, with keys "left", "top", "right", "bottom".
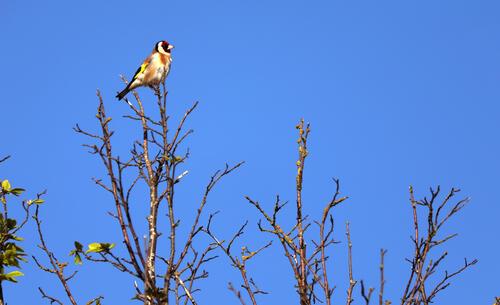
{"left": 132, "top": 62, "right": 149, "bottom": 80}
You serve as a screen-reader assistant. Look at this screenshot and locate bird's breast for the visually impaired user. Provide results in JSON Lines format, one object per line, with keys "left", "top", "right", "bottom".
{"left": 143, "top": 54, "right": 171, "bottom": 84}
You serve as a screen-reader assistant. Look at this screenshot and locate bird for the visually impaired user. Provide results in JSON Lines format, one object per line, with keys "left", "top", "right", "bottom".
{"left": 116, "top": 40, "right": 174, "bottom": 100}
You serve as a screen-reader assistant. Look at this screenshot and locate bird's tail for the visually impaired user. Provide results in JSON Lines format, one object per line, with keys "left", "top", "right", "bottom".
{"left": 116, "top": 86, "right": 130, "bottom": 100}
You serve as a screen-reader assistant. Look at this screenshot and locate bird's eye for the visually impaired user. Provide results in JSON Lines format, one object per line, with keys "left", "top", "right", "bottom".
{"left": 162, "top": 42, "right": 169, "bottom": 50}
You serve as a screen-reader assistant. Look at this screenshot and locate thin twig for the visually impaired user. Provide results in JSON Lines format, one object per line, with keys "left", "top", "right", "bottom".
{"left": 346, "top": 222, "right": 357, "bottom": 305}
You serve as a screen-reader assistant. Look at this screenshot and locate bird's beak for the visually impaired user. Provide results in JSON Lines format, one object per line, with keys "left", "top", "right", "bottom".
{"left": 168, "top": 45, "right": 174, "bottom": 50}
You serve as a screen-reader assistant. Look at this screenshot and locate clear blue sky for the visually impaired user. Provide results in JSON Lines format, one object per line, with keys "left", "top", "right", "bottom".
{"left": 1, "top": 0, "right": 499, "bottom": 304}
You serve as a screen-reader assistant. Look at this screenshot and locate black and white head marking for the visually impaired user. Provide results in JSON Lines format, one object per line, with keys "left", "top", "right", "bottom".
{"left": 156, "top": 41, "right": 173, "bottom": 54}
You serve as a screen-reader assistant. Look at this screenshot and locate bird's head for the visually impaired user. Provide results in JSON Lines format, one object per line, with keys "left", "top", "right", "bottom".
{"left": 156, "top": 41, "right": 174, "bottom": 54}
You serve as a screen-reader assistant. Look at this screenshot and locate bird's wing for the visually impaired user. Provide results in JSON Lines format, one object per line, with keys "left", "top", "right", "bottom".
{"left": 131, "top": 56, "right": 152, "bottom": 81}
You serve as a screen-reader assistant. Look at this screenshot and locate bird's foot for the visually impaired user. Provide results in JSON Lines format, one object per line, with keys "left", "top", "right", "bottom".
{"left": 151, "top": 85, "right": 161, "bottom": 97}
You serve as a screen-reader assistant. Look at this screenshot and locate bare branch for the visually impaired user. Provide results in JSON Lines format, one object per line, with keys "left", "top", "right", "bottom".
{"left": 204, "top": 213, "right": 269, "bottom": 305}
{"left": 346, "top": 222, "right": 357, "bottom": 305}
{"left": 360, "top": 280, "right": 374, "bottom": 305}
{"left": 34, "top": 206, "right": 78, "bottom": 305}
{"left": 0, "top": 156, "right": 11, "bottom": 164}
{"left": 229, "top": 282, "right": 247, "bottom": 305}
{"left": 401, "top": 187, "right": 476, "bottom": 305}
{"left": 38, "top": 287, "right": 63, "bottom": 305}
{"left": 379, "top": 249, "right": 388, "bottom": 305}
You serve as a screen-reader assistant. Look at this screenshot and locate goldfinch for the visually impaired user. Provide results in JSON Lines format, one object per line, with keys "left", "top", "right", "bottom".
{"left": 116, "top": 41, "right": 174, "bottom": 100}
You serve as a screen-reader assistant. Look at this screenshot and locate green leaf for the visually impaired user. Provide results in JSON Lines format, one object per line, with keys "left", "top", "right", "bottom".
{"left": 172, "top": 156, "right": 183, "bottom": 163}
{"left": 103, "top": 243, "right": 115, "bottom": 251}
{"left": 2, "top": 250, "right": 21, "bottom": 267}
{"left": 1, "top": 242, "right": 26, "bottom": 268}
{"left": 31, "top": 198, "right": 45, "bottom": 205}
{"left": 9, "top": 188, "right": 25, "bottom": 196}
{"left": 6, "top": 218, "right": 17, "bottom": 230}
{"left": 74, "top": 253, "right": 82, "bottom": 265}
{"left": 74, "top": 241, "right": 83, "bottom": 252}
{"left": 5, "top": 243, "right": 24, "bottom": 253}
{"left": 86, "top": 242, "right": 115, "bottom": 254}
{"left": 86, "top": 298, "right": 102, "bottom": 305}
{"left": 86, "top": 243, "right": 101, "bottom": 253}
{"left": 1, "top": 180, "right": 11, "bottom": 192}
{"left": 1, "top": 270, "right": 24, "bottom": 282}
{"left": 11, "top": 235, "right": 23, "bottom": 241}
